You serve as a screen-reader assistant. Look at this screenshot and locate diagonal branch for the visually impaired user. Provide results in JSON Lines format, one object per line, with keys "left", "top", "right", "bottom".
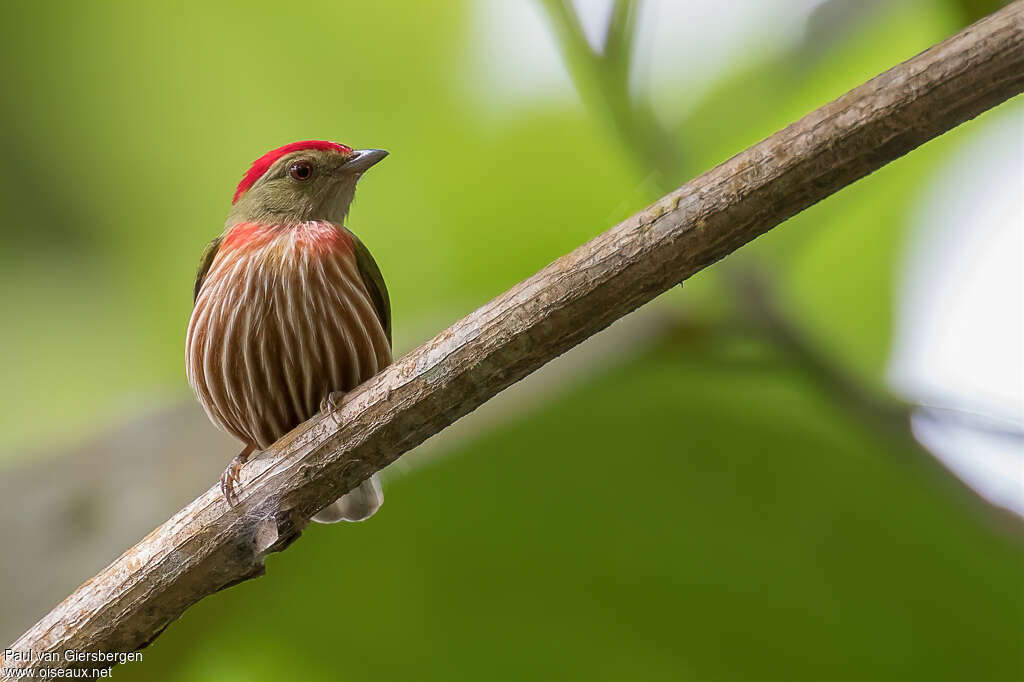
{"left": 544, "top": 1, "right": 1022, "bottom": 461}
{"left": 5, "top": 3, "right": 1023, "bottom": 677}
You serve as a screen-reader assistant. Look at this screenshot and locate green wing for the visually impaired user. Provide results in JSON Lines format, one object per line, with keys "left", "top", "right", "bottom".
{"left": 193, "top": 236, "right": 223, "bottom": 304}
{"left": 349, "top": 231, "right": 392, "bottom": 348}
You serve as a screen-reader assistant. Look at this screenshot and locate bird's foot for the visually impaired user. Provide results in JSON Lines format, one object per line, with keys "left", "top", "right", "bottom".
{"left": 319, "top": 391, "right": 346, "bottom": 426}
{"left": 220, "top": 443, "right": 255, "bottom": 507}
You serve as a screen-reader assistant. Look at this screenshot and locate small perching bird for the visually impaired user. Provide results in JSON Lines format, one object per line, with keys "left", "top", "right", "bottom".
{"left": 186, "top": 140, "right": 391, "bottom": 523}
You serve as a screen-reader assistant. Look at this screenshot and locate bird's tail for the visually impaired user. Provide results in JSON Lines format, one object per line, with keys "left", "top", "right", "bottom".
{"left": 312, "top": 473, "right": 384, "bottom": 523}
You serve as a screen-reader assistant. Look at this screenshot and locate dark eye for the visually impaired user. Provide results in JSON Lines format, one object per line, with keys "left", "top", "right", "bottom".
{"left": 289, "top": 161, "right": 314, "bottom": 181}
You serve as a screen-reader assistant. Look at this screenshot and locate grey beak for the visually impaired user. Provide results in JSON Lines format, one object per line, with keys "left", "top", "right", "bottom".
{"left": 343, "top": 149, "right": 388, "bottom": 173}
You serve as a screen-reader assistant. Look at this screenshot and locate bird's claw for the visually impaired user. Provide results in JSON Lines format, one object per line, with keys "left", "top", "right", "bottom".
{"left": 220, "top": 445, "right": 253, "bottom": 507}
{"left": 220, "top": 462, "right": 242, "bottom": 507}
{"left": 319, "top": 391, "right": 346, "bottom": 426}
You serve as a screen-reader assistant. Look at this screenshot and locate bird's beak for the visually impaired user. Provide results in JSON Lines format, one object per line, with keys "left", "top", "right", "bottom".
{"left": 342, "top": 149, "right": 389, "bottom": 174}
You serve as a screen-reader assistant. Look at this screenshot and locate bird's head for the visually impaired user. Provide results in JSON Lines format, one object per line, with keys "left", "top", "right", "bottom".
{"left": 228, "top": 140, "right": 387, "bottom": 225}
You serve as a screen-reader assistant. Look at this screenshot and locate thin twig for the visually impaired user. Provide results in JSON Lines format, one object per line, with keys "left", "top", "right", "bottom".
{"left": 4, "top": 4, "right": 1023, "bottom": 677}
{"left": 540, "top": 0, "right": 683, "bottom": 182}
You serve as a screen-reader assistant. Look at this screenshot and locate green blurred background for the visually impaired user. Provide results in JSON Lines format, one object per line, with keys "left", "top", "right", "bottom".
{"left": 0, "top": 1, "right": 1021, "bottom": 680}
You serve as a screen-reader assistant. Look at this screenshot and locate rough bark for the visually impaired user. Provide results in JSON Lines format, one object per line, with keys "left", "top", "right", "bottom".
{"left": 4, "top": 3, "right": 1023, "bottom": 677}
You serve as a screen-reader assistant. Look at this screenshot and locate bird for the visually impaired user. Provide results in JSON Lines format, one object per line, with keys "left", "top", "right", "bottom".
{"left": 185, "top": 140, "right": 392, "bottom": 523}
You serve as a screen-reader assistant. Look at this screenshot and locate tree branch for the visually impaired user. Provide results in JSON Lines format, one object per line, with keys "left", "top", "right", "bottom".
{"left": 543, "top": 0, "right": 1022, "bottom": 476}
{"left": 5, "top": 4, "right": 1023, "bottom": 677}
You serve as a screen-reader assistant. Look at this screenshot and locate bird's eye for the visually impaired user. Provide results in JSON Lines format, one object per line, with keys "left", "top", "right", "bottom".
{"left": 288, "top": 161, "right": 314, "bottom": 181}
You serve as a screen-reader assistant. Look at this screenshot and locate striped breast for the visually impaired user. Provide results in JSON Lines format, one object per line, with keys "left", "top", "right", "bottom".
{"left": 186, "top": 221, "right": 391, "bottom": 449}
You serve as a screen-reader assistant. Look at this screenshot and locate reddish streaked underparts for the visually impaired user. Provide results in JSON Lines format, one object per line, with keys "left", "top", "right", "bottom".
{"left": 186, "top": 220, "right": 390, "bottom": 449}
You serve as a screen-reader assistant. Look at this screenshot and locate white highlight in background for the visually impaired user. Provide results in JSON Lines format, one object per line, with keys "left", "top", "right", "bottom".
{"left": 889, "top": 104, "right": 1024, "bottom": 515}
{"left": 468, "top": 0, "right": 822, "bottom": 117}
